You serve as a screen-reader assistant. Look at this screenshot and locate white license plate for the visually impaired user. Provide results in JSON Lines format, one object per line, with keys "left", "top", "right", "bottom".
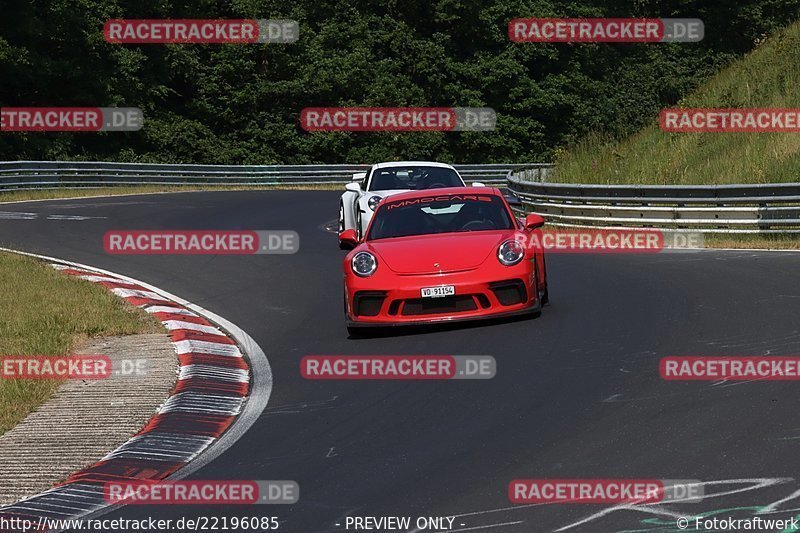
{"left": 421, "top": 285, "right": 455, "bottom": 298}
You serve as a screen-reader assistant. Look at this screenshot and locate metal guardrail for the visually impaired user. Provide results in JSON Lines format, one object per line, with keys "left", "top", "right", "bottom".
{"left": 0, "top": 161, "right": 544, "bottom": 190}
{"left": 507, "top": 167, "right": 800, "bottom": 234}
{"left": 5, "top": 161, "right": 794, "bottom": 234}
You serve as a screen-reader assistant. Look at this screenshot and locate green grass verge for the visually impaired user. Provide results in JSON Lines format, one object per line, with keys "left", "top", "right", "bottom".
{"left": 0, "top": 252, "right": 162, "bottom": 435}
{"left": 552, "top": 21, "right": 800, "bottom": 185}
{"left": 703, "top": 234, "right": 800, "bottom": 250}
{"left": 0, "top": 184, "right": 341, "bottom": 203}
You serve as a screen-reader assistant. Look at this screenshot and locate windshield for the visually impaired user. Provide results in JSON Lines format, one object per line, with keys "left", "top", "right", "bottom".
{"left": 367, "top": 194, "right": 514, "bottom": 240}
{"left": 367, "top": 166, "right": 463, "bottom": 191}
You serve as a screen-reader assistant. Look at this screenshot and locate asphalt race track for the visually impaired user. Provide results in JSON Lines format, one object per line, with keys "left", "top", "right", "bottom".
{"left": 2, "top": 190, "right": 800, "bottom": 532}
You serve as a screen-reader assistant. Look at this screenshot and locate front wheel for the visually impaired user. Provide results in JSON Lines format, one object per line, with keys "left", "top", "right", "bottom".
{"left": 356, "top": 208, "right": 363, "bottom": 240}
{"left": 338, "top": 204, "right": 349, "bottom": 250}
{"left": 534, "top": 256, "right": 550, "bottom": 307}
{"left": 540, "top": 256, "right": 549, "bottom": 306}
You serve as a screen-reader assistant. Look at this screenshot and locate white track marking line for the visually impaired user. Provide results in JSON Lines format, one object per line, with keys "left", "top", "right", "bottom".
{"left": 145, "top": 305, "right": 199, "bottom": 316}
{"left": 172, "top": 339, "right": 242, "bottom": 357}
{"left": 162, "top": 320, "right": 227, "bottom": 335}
{"left": 77, "top": 274, "right": 128, "bottom": 283}
{"left": 111, "top": 287, "right": 171, "bottom": 301}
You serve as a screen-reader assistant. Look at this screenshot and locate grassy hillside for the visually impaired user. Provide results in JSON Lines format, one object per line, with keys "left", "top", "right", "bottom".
{"left": 553, "top": 21, "right": 800, "bottom": 185}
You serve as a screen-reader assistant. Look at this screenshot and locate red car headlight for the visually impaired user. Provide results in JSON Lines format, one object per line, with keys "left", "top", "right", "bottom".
{"left": 352, "top": 251, "right": 378, "bottom": 277}
{"left": 498, "top": 239, "right": 524, "bottom": 266}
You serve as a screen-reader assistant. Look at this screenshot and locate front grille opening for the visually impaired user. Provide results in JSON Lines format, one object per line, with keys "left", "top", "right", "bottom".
{"left": 475, "top": 293, "right": 491, "bottom": 309}
{"left": 388, "top": 300, "right": 402, "bottom": 315}
{"left": 354, "top": 291, "right": 387, "bottom": 317}
{"left": 489, "top": 280, "right": 527, "bottom": 306}
{"left": 401, "top": 295, "right": 477, "bottom": 316}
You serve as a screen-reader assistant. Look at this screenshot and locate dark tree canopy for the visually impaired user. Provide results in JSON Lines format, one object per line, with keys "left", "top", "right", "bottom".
{"left": 1, "top": 0, "right": 797, "bottom": 163}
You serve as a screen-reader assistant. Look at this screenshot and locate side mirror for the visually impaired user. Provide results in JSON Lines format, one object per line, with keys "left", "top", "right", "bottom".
{"left": 525, "top": 213, "right": 545, "bottom": 230}
{"left": 339, "top": 229, "right": 359, "bottom": 248}
{"left": 352, "top": 172, "right": 367, "bottom": 181}
{"left": 471, "top": 182, "right": 486, "bottom": 187}
{"left": 345, "top": 182, "right": 361, "bottom": 192}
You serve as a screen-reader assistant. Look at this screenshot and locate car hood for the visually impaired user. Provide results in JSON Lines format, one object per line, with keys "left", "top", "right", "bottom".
{"left": 366, "top": 230, "right": 516, "bottom": 274}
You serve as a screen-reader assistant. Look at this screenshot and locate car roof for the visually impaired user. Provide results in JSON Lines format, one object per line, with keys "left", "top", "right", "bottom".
{"left": 377, "top": 186, "right": 502, "bottom": 203}
{"left": 371, "top": 161, "right": 457, "bottom": 170}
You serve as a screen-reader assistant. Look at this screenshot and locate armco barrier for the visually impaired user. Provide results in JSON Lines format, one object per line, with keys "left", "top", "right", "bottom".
{"left": 0, "top": 161, "right": 550, "bottom": 190}
{"left": 507, "top": 167, "right": 800, "bottom": 234}
{"left": 6, "top": 160, "right": 794, "bottom": 234}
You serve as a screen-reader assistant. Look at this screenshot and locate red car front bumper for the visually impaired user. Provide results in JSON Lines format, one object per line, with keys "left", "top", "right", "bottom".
{"left": 345, "top": 260, "right": 540, "bottom": 327}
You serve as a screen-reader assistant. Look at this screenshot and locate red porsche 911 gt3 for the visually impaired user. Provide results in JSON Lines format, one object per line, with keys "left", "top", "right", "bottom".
{"left": 340, "top": 187, "right": 548, "bottom": 336}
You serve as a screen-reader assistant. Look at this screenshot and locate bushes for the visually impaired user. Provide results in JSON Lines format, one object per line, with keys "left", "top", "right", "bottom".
{"left": 1, "top": 0, "right": 798, "bottom": 164}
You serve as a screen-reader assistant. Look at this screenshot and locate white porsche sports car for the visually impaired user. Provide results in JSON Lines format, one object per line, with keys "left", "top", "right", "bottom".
{"left": 338, "top": 161, "right": 482, "bottom": 247}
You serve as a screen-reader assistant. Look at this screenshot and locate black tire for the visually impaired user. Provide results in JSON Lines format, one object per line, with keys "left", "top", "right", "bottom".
{"left": 536, "top": 255, "right": 549, "bottom": 306}
{"left": 541, "top": 256, "right": 549, "bottom": 305}
{"left": 356, "top": 208, "right": 363, "bottom": 241}
{"left": 338, "top": 204, "right": 351, "bottom": 250}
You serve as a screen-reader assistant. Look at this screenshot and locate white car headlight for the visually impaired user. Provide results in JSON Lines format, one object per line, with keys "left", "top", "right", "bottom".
{"left": 498, "top": 239, "right": 524, "bottom": 266}
{"left": 352, "top": 251, "right": 378, "bottom": 277}
{"left": 368, "top": 195, "right": 382, "bottom": 211}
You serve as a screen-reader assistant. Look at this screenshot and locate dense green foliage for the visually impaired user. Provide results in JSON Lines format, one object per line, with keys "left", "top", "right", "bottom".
{"left": 1, "top": 0, "right": 798, "bottom": 164}
{"left": 555, "top": 19, "right": 800, "bottom": 184}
